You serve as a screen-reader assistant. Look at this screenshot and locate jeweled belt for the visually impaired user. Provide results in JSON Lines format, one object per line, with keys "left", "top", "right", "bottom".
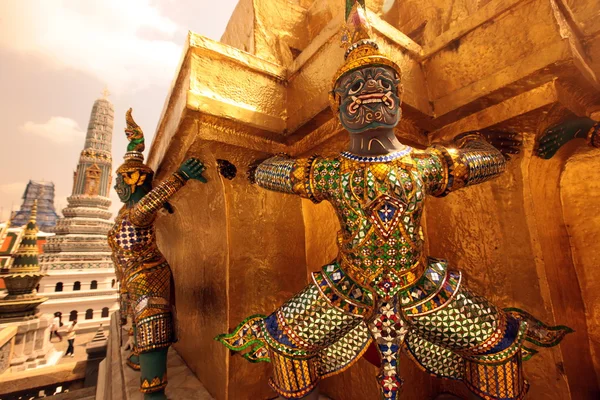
{"left": 339, "top": 252, "right": 426, "bottom": 291}
{"left": 123, "top": 246, "right": 166, "bottom": 278}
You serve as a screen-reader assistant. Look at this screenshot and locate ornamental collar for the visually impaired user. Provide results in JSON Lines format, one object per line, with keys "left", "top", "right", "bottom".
{"left": 340, "top": 147, "right": 412, "bottom": 163}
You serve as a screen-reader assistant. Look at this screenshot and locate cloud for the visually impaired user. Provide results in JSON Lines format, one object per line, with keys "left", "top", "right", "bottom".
{"left": 0, "top": 0, "right": 183, "bottom": 94}
{"left": 20, "top": 117, "right": 85, "bottom": 144}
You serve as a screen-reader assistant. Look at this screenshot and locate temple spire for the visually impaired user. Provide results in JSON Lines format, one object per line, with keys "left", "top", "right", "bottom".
{"left": 11, "top": 200, "right": 40, "bottom": 274}
{"left": 74, "top": 94, "right": 114, "bottom": 197}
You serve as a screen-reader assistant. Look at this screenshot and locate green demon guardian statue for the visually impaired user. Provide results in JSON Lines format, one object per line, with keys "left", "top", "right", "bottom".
{"left": 109, "top": 108, "right": 207, "bottom": 399}
{"left": 217, "top": 1, "right": 572, "bottom": 400}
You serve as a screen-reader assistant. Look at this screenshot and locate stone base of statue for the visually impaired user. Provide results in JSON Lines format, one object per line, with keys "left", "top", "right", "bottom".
{"left": 0, "top": 326, "right": 17, "bottom": 374}
{"left": 0, "top": 313, "right": 60, "bottom": 372}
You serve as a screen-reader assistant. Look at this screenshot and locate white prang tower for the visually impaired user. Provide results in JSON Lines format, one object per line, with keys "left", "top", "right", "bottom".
{"left": 39, "top": 91, "right": 118, "bottom": 330}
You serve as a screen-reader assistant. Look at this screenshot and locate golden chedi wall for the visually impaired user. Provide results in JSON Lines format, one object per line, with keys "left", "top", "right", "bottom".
{"left": 147, "top": 1, "right": 600, "bottom": 399}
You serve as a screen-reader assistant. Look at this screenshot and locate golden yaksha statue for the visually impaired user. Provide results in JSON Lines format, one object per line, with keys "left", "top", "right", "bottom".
{"left": 108, "top": 108, "right": 207, "bottom": 399}
{"left": 217, "top": 1, "right": 572, "bottom": 399}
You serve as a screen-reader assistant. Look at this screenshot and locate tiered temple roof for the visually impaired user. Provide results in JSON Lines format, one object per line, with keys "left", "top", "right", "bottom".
{"left": 10, "top": 181, "right": 58, "bottom": 232}
{"left": 0, "top": 221, "right": 51, "bottom": 271}
{"left": 0, "top": 202, "right": 49, "bottom": 319}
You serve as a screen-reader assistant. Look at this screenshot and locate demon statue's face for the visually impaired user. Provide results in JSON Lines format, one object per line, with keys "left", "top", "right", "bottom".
{"left": 114, "top": 174, "right": 132, "bottom": 203}
{"left": 334, "top": 65, "right": 401, "bottom": 134}
{"left": 114, "top": 168, "right": 152, "bottom": 204}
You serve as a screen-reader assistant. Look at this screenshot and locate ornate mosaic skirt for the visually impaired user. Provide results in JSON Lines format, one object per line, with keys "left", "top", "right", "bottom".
{"left": 217, "top": 259, "right": 572, "bottom": 399}
{"left": 126, "top": 259, "right": 175, "bottom": 353}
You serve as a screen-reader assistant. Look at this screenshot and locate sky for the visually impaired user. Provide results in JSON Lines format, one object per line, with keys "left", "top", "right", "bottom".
{"left": 0, "top": 0, "right": 239, "bottom": 222}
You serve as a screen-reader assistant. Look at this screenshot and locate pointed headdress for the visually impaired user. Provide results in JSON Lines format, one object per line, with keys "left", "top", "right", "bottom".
{"left": 116, "top": 108, "right": 153, "bottom": 192}
{"left": 330, "top": 0, "right": 402, "bottom": 111}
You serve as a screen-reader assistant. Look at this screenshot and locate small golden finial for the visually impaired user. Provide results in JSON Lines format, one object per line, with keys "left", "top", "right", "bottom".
{"left": 30, "top": 200, "right": 38, "bottom": 224}
{"left": 102, "top": 86, "right": 111, "bottom": 99}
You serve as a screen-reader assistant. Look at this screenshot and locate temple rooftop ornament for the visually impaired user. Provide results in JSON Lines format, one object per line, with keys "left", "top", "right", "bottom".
{"left": 0, "top": 201, "right": 48, "bottom": 320}
{"left": 0, "top": 201, "right": 58, "bottom": 373}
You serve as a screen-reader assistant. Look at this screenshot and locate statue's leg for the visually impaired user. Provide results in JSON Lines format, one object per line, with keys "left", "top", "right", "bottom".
{"left": 275, "top": 386, "right": 320, "bottom": 400}
{"left": 405, "top": 280, "right": 529, "bottom": 400}
{"left": 218, "top": 281, "right": 368, "bottom": 400}
{"left": 126, "top": 325, "right": 141, "bottom": 370}
{"left": 124, "top": 288, "right": 140, "bottom": 369}
{"left": 127, "top": 262, "right": 174, "bottom": 397}
{"left": 462, "top": 352, "right": 529, "bottom": 400}
{"left": 366, "top": 297, "right": 408, "bottom": 400}
{"left": 403, "top": 329, "right": 464, "bottom": 381}
{"left": 139, "top": 347, "right": 168, "bottom": 400}
{"left": 269, "top": 351, "right": 320, "bottom": 399}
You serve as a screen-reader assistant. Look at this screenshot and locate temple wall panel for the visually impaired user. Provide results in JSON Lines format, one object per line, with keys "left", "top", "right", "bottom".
{"left": 190, "top": 53, "right": 286, "bottom": 126}
{"left": 560, "top": 148, "right": 600, "bottom": 387}
{"left": 220, "top": 0, "right": 256, "bottom": 54}
{"left": 217, "top": 141, "right": 309, "bottom": 400}
{"left": 391, "top": 0, "right": 494, "bottom": 45}
{"left": 524, "top": 124, "right": 599, "bottom": 399}
{"left": 286, "top": 34, "right": 345, "bottom": 131}
{"left": 252, "top": 0, "right": 309, "bottom": 57}
{"left": 562, "top": 0, "right": 600, "bottom": 37}
{"left": 220, "top": 0, "right": 310, "bottom": 65}
{"left": 155, "top": 140, "right": 230, "bottom": 400}
{"left": 423, "top": 0, "right": 565, "bottom": 107}
{"left": 305, "top": 0, "right": 341, "bottom": 42}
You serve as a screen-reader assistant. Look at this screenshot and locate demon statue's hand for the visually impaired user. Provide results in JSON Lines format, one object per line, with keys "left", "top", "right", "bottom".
{"left": 535, "top": 117, "right": 596, "bottom": 159}
{"left": 177, "top": 157, "right": 207, "bottom": 183}
{"left": 453, "top": 130, "right": 522, "bottom": 160}
{"left": 216, "top": 159, "right": 237, "bottom": 180}
{"left": 480, "top": 130, "right": 522, "bottom": 160}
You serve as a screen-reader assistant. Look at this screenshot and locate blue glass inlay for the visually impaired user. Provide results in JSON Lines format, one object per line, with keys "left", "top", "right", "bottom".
{"left": 377, "top": 202, "right": 397, "bottom": 222}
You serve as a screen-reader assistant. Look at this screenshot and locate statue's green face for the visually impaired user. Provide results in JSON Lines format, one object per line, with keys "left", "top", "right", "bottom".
{"left": 114, "top": 175, "right": 132, "bottom": 203}
{"left": 334, "top": 65, "right": 401, "bottom": 134}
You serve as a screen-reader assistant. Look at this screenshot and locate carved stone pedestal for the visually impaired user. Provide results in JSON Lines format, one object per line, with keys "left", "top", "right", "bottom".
{"left": 0, "top": 326, "right": 17, "bottom": 374}
{"left": 0, "top": 313, "right": 59, "bottom": 373}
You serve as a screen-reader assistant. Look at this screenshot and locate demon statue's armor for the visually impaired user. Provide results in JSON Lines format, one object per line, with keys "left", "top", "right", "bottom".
{"left": 109, "top": 109, "right": 206, "bottom": 400}
{"left": 217, "top": 2, "right": 572, "bottom": 399}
